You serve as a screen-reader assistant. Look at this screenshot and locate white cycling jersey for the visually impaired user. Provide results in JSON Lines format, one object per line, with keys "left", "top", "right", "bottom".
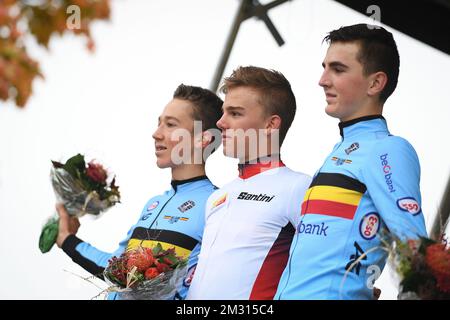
{"left": 187, "top": 160, "right": 311, "bottom": 300}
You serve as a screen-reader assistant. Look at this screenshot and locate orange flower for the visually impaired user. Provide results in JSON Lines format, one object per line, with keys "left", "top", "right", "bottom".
{"left": 144, "top": 267, "right": 160, "bottom": 280}
{"left": 126, "top": 249, "right": 155, "bottom": 272}
{"left": 425, "top": 243, "right": 450, "bottom": 293}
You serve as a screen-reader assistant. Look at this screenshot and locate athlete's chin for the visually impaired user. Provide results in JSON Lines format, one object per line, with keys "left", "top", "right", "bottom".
{"left": 156, "top": 158, "right": 172, "bottom": 169}
{"left": 325, "top": 104, "right": 341, "bottom": 119}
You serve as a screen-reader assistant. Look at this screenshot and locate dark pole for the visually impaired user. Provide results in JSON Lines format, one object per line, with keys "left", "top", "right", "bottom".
{"left": 210, "top": 0, "right": 252, "bottom": 92}
{"left": 431, "top": 175, "right": 450, "bottom": 241}
{"left": 210, "top": 0, "right": 292, "bottom": 92}
{"left": 253, "top": 0, "right": 290, "bottom": 46}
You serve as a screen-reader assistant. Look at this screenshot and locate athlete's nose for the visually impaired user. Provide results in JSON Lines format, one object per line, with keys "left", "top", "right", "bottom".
{"left": 152, "top": 124, "right": 164, "bottom": 141}
{"left": 318, "top": 69, "right": 331, "bottom": 88}
{"left": 216, "top": 114, "right": 228, "bottom": 131}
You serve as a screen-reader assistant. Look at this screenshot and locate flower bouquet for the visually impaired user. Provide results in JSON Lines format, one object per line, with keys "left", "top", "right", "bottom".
{"left": 389, "top": 234, "right": 450, "bottom": 299}
{"left": 103, "top": 243, "right": 188, "bottom": 300}
{"left": 38, "top": 153, "right": 120, "bottom": 253}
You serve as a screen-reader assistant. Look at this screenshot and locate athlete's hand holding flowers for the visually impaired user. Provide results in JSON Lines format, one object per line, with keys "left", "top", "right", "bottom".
{"left": 38, "top": 154, "right": 120, "bottom": 253}
{"left": 103, "top": 243, "right": 188, "bottom": 300}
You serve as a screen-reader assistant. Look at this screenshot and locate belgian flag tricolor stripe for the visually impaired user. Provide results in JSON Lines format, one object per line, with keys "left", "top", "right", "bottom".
{"left": 127, "top": 239, "right": 191, "bottom": 258}
{"left": 301, "top": 173, "right": 367, "bottom": 220}
{"left": 126, "top": 227, "right": 198, "bottom": 258}
{"left": 309, "top": 172, "right": 366, "bottom": 192}
{"left": 303, "top": 185, "right": 362, "bottom": 205}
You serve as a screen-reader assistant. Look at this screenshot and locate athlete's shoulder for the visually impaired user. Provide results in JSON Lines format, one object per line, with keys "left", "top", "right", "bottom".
{"left": 370, "top": 134, "right": 419, "bottom": 159}
{"left": 380, "top": 134, "right": 416, "bottom": 147}
{"left": 204, "top": 187, "right": 229, "bottom": 219}
{"left": 193, "top": 179, "right": 219, "bottom": 196}
{"left": 281, "top": 166, "right": 313, "bottom": 184}
{"left": 205, "top": 177, "right": 238, "bottom": 204}
{"left": 216, "top": 176, "right": 240, "bottom": 190}
{"left": 142, "top": 189, "right": 169, "bottom": 205}
{"left": 361, "top": 134, "right": 421, "bottom": 180}
{"left": 205, "top": 179, "right": 220, "bottom": 192}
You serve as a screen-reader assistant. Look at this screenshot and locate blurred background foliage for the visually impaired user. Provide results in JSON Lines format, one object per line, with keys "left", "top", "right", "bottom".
{"left": 0, "top": 0, "right": 110, "bottom": 107}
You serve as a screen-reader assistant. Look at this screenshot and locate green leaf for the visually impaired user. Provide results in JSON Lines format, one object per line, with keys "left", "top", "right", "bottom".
{"left": 164, "top": 255, "right": 178, "bottom": 265}
{"left": 38, "top": 216, "right": 59, "bottom": 253}
{"left": 152, "top": 243, "right": 163, "bottom": 256}
{"left": 51, "top": 160, "right": 63, "bottom": 168}
{"left": 63, "top": 153, "right": 86, "bottom": 180}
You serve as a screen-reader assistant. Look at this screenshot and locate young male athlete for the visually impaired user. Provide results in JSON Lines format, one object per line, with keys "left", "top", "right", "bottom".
{"left": 187, "top": 66, "right": 311, "bottom": 300}
{"left": 55, "top": 84, "right": 223, "bottom": 299}
{"left": 275, "top": 24, "right": 428, "bottom": 300}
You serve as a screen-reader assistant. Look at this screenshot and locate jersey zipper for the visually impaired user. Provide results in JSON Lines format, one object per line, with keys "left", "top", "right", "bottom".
{"left": 140, "top": 189, "right": 177, "bottom": 246}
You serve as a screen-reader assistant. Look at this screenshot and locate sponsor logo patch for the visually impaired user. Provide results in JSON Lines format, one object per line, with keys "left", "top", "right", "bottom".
{"left": 297, "top": 221, "right": 329, "bottom": 236}
{"left": 147, "top": 201, "right": 159, "bottom": 211}
{"left": 345, "top": 241, "right": 366, "bottom": 275}
{"left": 141, "top": 213, "right": 152, "bottom": 221}
{"left": 397, "top": 197, "right": 421, "bottom": 215}
{"left": 211, "top": 193, "right": 227, "bottom": 210}
{"left": 183, "top": 264, "right": 197, "bottom": 287}
{"left": 380, "top": 154, "right": 396, "bottom": 193}
{"left": 237, "top": 192, "right": 275, "bottom": 202}
{"left": 331, "top": 156, "right": 352, "bottom": 166}
{"left": 164, "top": 215, "right": 189, "bottom": 224}
{"left": 359, "top": 212, "right": 381, "bottom": 240}
{"left": 178, "top": 200, "right": 195, "bottom": 213}
{"left": 345, "top": 142, "right": 360, "bottom": 155}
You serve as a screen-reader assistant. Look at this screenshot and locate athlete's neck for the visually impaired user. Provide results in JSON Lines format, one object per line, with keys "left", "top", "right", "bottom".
{"left": 239, "top": 154, "right": 281, "bottom": 165}
{"left": 238, "top": 154, "right": 284, "bottom": 179}
{"left": 171, "top": 164, "right": 206, "bottom": 181}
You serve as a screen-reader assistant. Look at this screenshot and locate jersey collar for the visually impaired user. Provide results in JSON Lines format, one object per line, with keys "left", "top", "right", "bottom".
{"left": 339, "top": 115, "right": 387, "bottom": 138}
{"left": 171, "top": 175, "right": 209, "bottom": 192}
{"left": 238, "top": 156, "right": 285, "bottom": 179}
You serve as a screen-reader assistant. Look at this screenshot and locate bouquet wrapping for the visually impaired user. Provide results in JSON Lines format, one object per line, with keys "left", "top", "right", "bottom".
{"left": 103, "top": 244, "right": 188, "bottom": 300}
{"left": 39, "top": 154, "right": 120, "bottom": 253}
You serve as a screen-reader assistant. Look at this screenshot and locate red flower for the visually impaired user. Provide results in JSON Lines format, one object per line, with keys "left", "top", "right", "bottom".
{"left": 163, "top": 257, "right": 175, "bottom": 266}
{"left": 144, "top": 267, "right": 159, "bottom": 280}
{"left": 425, "top": 243, "right": 450, "bottom": 293}
{"left": 127, "top": 250, "right": 155, "bottom": 272}
{"left": 156, "top": 262, "right": 171, "bottom": 273}
{"left": 86, "top": 161, "right": 107, "bottom": 183}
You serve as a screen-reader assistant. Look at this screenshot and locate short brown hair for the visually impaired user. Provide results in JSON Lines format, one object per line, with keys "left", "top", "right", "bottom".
{"left": 220, "top": 66, "right": 296, "bottom": 145}
{"left": 173, "top": 84, "right": 223, "bottom": 133}
{"left": 324, "top": 24, "right": 400, "bottom": 103}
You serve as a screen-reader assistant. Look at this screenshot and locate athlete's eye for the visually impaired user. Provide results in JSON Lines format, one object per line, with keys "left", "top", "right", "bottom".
{"left": 230, "top": 111, "right": 241, "bottom": 117}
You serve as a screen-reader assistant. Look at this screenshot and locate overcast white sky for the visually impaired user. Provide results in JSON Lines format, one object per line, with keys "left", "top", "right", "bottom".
{"left": 0, "top": 0, "right": 449, "bottom": 299}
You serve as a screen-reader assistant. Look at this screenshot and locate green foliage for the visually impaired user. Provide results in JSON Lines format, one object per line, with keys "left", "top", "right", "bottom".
{"left": 52, "top": 153, "right": 120, "bottom": 201}
{"left": 38, "top": 215, "right": 59, "bottom": 253}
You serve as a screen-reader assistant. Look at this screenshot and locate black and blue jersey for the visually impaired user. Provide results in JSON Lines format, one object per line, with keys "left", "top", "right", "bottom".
{"left": 61, "top": 175, "right": 216, "bottom": 299}
{"left": 275, "top": 116, "right": 427, "bottom": 300}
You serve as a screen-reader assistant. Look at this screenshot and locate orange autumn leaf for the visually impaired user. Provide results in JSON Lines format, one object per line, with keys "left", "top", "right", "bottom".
{"left": 0, "top": 0, "right": 111, "bottom": 108}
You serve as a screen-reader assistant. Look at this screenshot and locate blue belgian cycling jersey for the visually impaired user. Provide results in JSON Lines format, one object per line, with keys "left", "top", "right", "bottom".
{"left": 275, "top": 115, "right": 427, "bottom": 300}
{"left": 61, "top": 176, "right": 216, "bottom": 299}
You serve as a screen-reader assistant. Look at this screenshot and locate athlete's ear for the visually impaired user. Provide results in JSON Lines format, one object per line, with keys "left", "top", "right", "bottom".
{"left": 265, "top": 115, "right": 281, "bottom": 135}
{"left": 367, "top": 71, "right": 387, "bottom": 98}
{"left": 195, "top": 130, "right": 213, "bottom": 148}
